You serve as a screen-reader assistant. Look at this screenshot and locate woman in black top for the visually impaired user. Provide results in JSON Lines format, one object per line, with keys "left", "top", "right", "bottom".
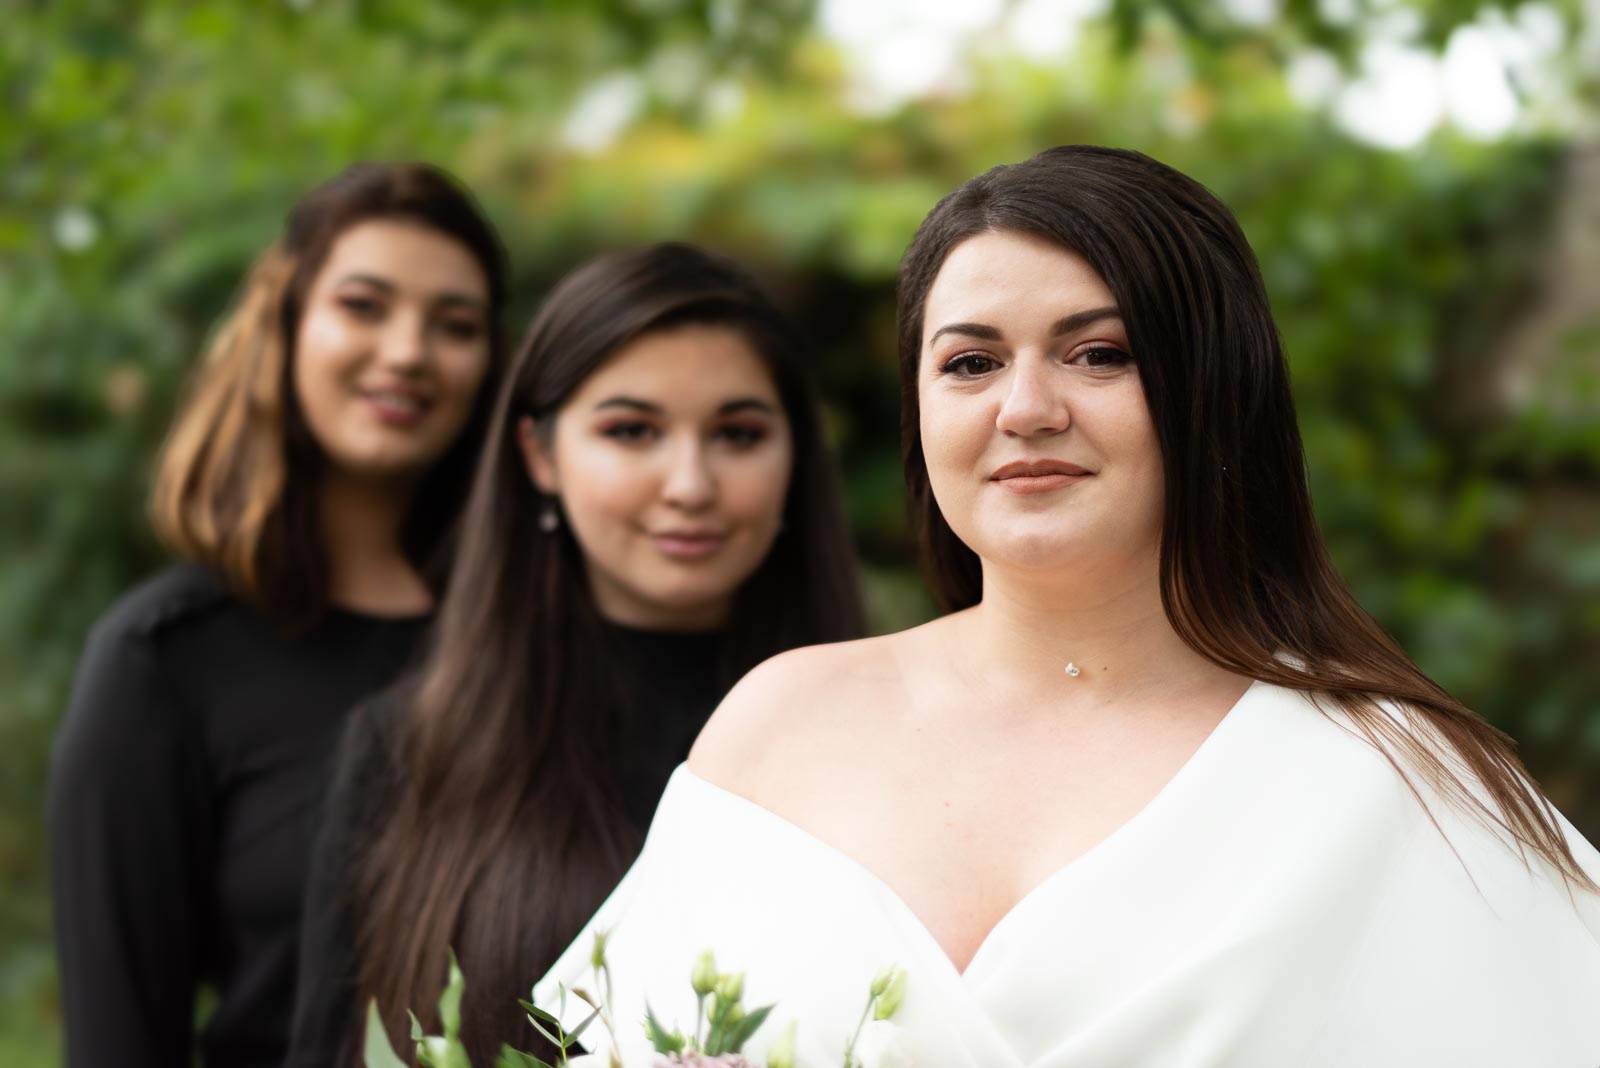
{"left": 286, "top": 243, "right": 866, "bottom": 1065}
{"left": 46, "top": 163, "right": 508, "bottom": 1068}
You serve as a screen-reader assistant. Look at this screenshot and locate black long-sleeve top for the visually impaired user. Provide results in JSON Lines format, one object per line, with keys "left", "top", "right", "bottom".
{"left": 285, "top": 621, "right": 726, "bottom": 1067}
{"left": 47, "top": 563, "right": 428, "bottom": 1068}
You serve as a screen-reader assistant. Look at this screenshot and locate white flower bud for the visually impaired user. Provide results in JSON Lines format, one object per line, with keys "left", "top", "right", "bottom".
{"left": 854, "top": 1020, "right": 911, "bottom": 1068}
{"left": 714, "top": 972, "right": 744, "bottom": 1004}
{"left": 692, "top": 950, "right": 718, "bottom": 996}
{"left": 766, "top": 1021, "right": 798, "bottom": 1068}
{"left": 872, "top": 967, "right": 907, "bottom": 1021}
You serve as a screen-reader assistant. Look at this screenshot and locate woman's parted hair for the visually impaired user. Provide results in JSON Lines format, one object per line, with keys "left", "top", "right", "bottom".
{"left": 357, "top": 242, "right": 866, "bottom": 1062}
{"left": 150, "top": 162, "right": 509, "bottom": 623}
{"left": 896, "top": 144, "right": 1591, "bottom": 889}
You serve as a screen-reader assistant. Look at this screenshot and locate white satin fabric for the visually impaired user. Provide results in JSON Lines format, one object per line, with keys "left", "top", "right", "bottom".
{"left": 538, "top": 682, "right": 1600, "bottom": 1067}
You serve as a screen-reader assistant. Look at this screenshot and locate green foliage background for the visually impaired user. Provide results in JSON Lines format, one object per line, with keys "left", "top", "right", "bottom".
{"left": 5, "top": 1, "right": 1599, "bottom": 1061}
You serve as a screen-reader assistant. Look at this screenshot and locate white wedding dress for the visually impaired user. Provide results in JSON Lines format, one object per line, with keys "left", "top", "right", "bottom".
{"left": 537, "top": 681, "right": 1600, "bottom": 1067}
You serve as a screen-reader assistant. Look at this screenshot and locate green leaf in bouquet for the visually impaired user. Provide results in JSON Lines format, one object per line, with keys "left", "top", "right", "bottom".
{"left": 413, "top": 1029, "right": 467, "bottom": 1068}
{"left": 706, "top": 1006, "right": 742, "bottom": 1056}
{"left": 518, "top": 998, "right": 556, "bottom": 1028}
{"left": 414, "top": 1035, "right": 444, "bottom": 1068}
{"left": 518, "top": 996, "right": 599, "bottom": 1051}
{"left": 723, "top": 1001, "right": 775, "bottom": 1053}
{"left": 496, "top": 1045, "right": 556, "bottom": 1068}
{"left": 521, "top": 1005, "right": 569, "bottom": 1051}
{"left": 363, "top": 1000, "right": 409, "bottom": 1068}
{"left": 439, "top": 948, "right": 467, "bottom": 1038}
{"left": 643, "top": 1003, "right": 687, "bottom": 1053}
{"left": 567, "top": 1006, "right": 600, "bottom": 1043}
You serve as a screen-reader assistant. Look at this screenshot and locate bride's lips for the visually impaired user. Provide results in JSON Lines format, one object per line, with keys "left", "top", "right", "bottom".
{"left": 648, "top": 528, "right": 727, "bottom": 560}
{"left": 990, "top": 459, "right": 1093, "bottom": 495}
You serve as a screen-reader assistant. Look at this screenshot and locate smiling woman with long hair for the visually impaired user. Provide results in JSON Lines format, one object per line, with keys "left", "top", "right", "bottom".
{"left": 47, "top": 162, "right": 508, "bottom": 1068}
{"left": 539, "top": 147, "right": 1600, "bottom": 1067}
{"left": 285, "top": 242, "right": 864, "bottom": 1065}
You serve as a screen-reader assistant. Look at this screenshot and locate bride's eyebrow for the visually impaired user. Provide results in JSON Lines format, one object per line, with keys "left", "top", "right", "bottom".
{"left": 1050, "top": 307, "right": 1122, "bottom": 336}
{"left": 927, "top": 321, "right": 1002, "bottom": 346}
{"left": 927, "top": 306, "right": 1123, "bottom": 348}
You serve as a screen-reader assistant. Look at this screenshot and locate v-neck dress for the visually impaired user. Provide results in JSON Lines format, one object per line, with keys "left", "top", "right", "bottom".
{"left": 537, "top": 682, "right": 1600, "bottom": 1067}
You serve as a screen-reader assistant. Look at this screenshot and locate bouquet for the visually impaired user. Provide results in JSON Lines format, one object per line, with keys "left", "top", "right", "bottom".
{"left": 364, "top": 934, "right": 910, "bottom": 1068}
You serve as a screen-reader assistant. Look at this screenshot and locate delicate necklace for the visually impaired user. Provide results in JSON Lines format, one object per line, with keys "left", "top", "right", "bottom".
{"left": 1065, "top": 662, "right": 1081, "bottom": 677}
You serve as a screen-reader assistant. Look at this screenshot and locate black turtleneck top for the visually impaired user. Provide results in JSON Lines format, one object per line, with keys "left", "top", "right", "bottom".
{"left": 284, "top": 620, "right": 727, "bottom": 1067}
{"left": 46, "top": 563, "right": 429, "bottom": 1068}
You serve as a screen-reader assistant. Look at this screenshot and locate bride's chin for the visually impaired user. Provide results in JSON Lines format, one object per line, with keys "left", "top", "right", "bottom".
{"left": 967, "top": 529, "right": 1094, "bottom": 575}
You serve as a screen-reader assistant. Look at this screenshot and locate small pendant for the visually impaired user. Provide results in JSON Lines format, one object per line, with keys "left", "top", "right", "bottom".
{"left": 1065, "top": 662, "right": 1081, "bottom": 677}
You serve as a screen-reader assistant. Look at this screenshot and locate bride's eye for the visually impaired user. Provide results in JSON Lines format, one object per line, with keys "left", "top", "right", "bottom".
{"left": 1069, "top": 346, "right": 1134, "bottom": 369}
{"left": 940, "top": 352, "right": 998, "bottom": 377}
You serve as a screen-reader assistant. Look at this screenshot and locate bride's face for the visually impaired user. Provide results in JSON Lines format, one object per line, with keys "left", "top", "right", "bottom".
{"left": 917, "top": 229, "right": 1165, "bottom": 578}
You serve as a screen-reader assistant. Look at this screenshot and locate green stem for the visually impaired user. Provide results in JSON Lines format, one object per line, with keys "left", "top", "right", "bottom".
{"left": 841, "top": 993, "right": 878, "bottom": 1068}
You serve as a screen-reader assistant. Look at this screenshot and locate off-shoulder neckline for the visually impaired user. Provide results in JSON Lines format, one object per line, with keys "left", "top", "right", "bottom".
{"left": 675, "top": 678, "right": 1265, "bottom": 979}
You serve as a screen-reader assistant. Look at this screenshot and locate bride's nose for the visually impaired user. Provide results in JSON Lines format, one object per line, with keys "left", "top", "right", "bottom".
{"left": 994, "top": 357, "right": 1069, "bottom": 437}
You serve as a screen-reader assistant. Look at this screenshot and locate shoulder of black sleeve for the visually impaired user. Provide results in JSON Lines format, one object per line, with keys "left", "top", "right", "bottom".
{"left": 54, "top": 562, "right": 236, "bottom": 752}
{"left": 90, "top": 561, "right": 235, "bottom": 644}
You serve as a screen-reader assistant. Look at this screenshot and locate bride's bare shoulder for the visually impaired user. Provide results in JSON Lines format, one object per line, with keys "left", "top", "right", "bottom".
{"left": 689, "top": 625, "right": 930, "bottom": 791}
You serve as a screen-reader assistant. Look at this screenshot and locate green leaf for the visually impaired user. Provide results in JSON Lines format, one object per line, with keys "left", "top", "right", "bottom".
{"left": 439, "top": 948, "right": 467, "bottom": 1038}
{"left": 523, "top": 1012, "right": 567, "bottom": 1050}
{"left": 723, "top": 1002, "right": 775, "bottom": 1053}
{"left": 362, "top": 1000, "right": 409, "bottom": 1068}
{"left": 643, "top": 1003, "right": 687, "bottom": 1054}
{"left": 519, "top": 1000, "right": 561, "bottom": 1028}
{"left": 496, "top": 1046, "right": 556, "bottom": 1068}
{"left": 567, "top": 1005, "right": 601, "bottom": 1044}
{"left": 518, "top": 997, "right": 598, "bottom": 1050}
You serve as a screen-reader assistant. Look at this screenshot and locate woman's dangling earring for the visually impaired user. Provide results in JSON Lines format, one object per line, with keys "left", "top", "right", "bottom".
{"left": 539, "top": 500, "right": 561, "bottom": 533}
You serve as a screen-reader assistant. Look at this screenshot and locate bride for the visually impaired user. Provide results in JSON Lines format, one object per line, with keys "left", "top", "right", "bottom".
{"left": 538, "top": 146, "right": 1600, "bottom": 1067}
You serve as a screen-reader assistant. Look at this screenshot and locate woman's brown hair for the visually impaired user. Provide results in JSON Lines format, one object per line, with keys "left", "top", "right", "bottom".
{"left": 897, "top": 145, "right": 1593, "bottom": 890}
{"left": 150, "top": 162, "right": 509, "bottom": 623}
{"left": 357, "top": 243, "right": 866, "bottom": 1061}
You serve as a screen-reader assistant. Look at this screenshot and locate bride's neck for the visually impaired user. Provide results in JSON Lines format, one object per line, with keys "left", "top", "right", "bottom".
{"left": 956, "top": 553, "right": 1211, "bottom": 700}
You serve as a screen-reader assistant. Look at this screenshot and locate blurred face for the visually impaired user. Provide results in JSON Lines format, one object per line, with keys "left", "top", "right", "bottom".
{"left": 293, "top": 218, "right": 491, "bottom": 483}
{"left": 519, "top": 323, "right": 793, "bottom": 631}
{"left": 917, "top": 229, "right": 1165, "bottom": 579}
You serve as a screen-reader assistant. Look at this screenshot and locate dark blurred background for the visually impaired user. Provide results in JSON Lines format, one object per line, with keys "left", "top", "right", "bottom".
{"left": 5, "top": 0, "right": 1598, "bottom": 1059}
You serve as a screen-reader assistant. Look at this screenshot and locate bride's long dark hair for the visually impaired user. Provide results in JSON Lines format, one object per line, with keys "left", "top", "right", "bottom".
{"left": 897, "top": 145, "right": 1592, "bottom": 890}
{"left": 357, "top": 243, "right": 865, "bottom": 1060}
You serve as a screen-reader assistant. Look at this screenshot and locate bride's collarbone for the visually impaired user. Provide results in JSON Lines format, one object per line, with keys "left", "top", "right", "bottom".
{"left": 747, "top": 759, "right": 1134, "bottom": 975}
{"left": 738, "top": 694, "right": 1231, "bottom": 940}
{"left": 705, "top": 648, "right": 1251, "bottom": 974}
